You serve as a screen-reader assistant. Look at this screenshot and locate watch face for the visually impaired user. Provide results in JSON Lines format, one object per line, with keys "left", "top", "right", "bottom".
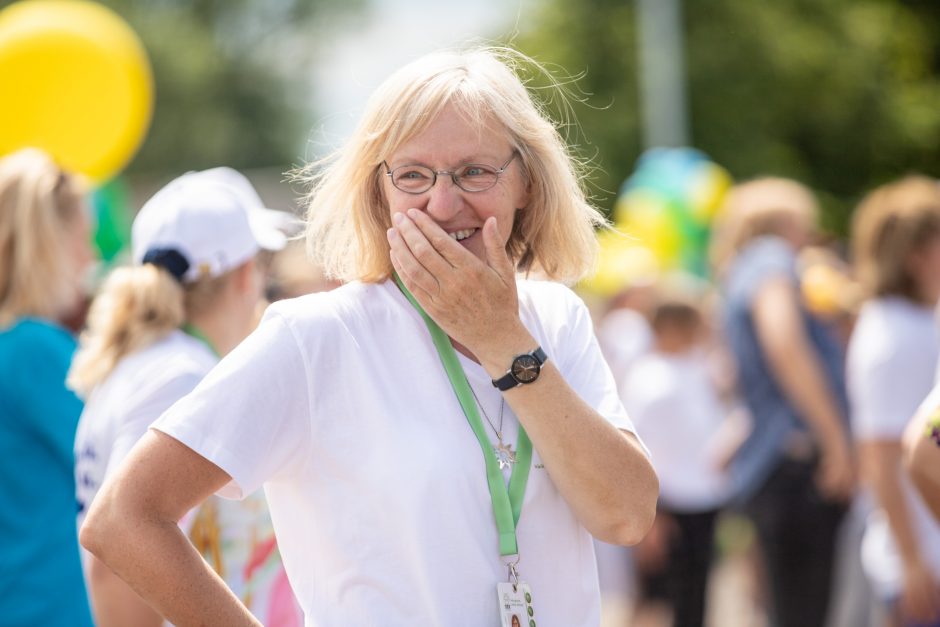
{"left": 512, "top": 354, "right": 541, "bottom": 383}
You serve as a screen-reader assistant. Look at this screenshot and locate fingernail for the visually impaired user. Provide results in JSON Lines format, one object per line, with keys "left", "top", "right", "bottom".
{"left": 392, "top": 212, "right": 404, "bottom": 225}
{"left": 387, "top": 228, "right": 397, "bottom": 240}
{"left": 407, "top": 208, "right": 420, "bottom": 219}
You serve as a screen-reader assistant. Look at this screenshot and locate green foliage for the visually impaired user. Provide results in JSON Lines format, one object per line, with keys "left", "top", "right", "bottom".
{"left": 513, "top": 0, "right": 940, "bottom": 235}
{"left": 97, "top": 0, "right": 361, "bottom": 176}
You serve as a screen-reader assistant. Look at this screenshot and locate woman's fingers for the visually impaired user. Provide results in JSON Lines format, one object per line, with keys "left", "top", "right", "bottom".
{"left": 405, "top": 208, "right": 476, "bottom": 270}
{"left": 387, "top": 227, "right": 440, "bottom": 299}
{"left": 392, "top": 210, "right": 459, "bottom": 276}
{"left": 482, "top": 216, "right": 514, "bottom": 281}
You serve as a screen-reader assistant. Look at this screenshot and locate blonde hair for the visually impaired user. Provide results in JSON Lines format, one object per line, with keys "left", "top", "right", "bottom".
{"left": 300, "top": 46, "right": 606, "bottom": 284}
{"left": 68, "top": 264, "right": 233, "bottom": 397}
{"left": 710, "top": 177, "right": 819, "bottom": 275}
{"left": 851, "top": 175, "right": 940, "bottom": 302}
{"left": 0, "top": 149, "right": 86, "bottom": 327}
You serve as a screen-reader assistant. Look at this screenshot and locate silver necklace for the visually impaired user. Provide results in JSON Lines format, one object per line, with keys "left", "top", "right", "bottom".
{"left": 469, "top": 384, "right": 516, "bottom": 470}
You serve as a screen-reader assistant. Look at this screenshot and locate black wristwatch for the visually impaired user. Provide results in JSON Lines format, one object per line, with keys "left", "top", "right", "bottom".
{"left": 492, "top": 346, "right": 548, "bottom": 391}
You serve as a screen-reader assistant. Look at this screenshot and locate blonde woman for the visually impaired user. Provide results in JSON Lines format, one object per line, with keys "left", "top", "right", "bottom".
{"left": 848, "top": 175, "right": 940, "bottom": 627}
{"left": 0, "top": 149, "right": 95, "bottom": 627}
{"left": 81, "top": 47, "right": 658, "bottom": 626}
{"left": 710, "top": 177, "right": 854, "bottom": 627}
{"left": 69, "top": 168, "right": 301, "bottom": 626}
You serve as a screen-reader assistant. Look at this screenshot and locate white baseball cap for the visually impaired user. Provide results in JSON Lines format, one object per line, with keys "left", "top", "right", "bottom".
{"left": 132, "top": 167, "right": 291, "bottom": 283}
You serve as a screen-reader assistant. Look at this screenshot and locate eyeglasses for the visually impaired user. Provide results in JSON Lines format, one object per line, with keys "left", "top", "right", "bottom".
{"left": 383, "top": 152, "right": 518, "bottom": 194}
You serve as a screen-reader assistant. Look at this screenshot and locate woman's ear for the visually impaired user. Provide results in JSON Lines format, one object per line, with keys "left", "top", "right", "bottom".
{"left": 233, "top": 258, "right": 258, "bottom": 294}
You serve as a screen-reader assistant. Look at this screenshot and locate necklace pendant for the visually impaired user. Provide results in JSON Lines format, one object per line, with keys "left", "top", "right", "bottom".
{"left": 494, "top": 441, "right": 517, "bottom": 470}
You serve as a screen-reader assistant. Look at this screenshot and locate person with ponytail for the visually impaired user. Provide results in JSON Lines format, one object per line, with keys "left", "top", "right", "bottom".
{"left": 70, "top": 167, "right": 301, "bottom": 627}
{"left": 0, "top": 148, "right": 95, "bottom": 627}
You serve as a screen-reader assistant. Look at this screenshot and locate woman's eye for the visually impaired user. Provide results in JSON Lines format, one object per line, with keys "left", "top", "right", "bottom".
{"left": 399, "top": 169, "right": 429, "bottom": 180}
{"left": 462, "top": 166, "right": 489, "bottom": 177}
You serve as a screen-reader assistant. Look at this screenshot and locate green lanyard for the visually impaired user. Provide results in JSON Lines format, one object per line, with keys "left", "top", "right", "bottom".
{"left": 394, "top": 276, "right": 533, "bottom": 557}
{"left": 181, "top": 323, "right": 219, "bottom": 358}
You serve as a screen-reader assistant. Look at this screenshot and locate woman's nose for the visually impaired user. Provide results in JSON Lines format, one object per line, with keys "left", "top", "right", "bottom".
{"left": 424, "top": 175, "right": 462, "bottom": 222}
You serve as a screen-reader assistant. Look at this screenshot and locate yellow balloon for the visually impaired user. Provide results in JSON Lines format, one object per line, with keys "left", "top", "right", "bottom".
{"left": 579, "top": 229, "right": 660, "bottom": 297}
{"left": 0, "top": 0, "right": 153, "bottom": 182}
{"left": 623, "top": 196, "right": 682, "bottom": 267}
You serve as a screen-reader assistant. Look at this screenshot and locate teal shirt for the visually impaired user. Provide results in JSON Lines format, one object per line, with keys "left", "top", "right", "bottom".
{"left": 0, "top": 318, "right": 94, "bottom": 627}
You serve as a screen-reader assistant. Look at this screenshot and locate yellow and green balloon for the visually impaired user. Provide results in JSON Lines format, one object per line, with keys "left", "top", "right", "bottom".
{"left": 582, "top": 148, "right": 732, "bottom": 296}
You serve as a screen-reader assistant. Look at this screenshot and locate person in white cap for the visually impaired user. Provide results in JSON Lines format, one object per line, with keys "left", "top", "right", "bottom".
{"left": 68, "top": 168, "right": 301, "bottom": 627}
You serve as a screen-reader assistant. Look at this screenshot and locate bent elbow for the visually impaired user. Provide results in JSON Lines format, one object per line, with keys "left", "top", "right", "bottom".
{"left": 80, "top": 493, "right": 127, "bottom": 561}
{"left": 596, "top": 507, "right": 657, "bottom": 547}
{"left": 596, "top": 473, "right": 659, "bottom": 547}
{"left": 79, "top": 507, "right": 108, "bottom": 557}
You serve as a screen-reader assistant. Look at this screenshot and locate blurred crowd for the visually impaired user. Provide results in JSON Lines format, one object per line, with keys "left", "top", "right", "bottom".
{"left": 596, "top": 174, "right": 940, "bottom": 627}
{"left": 4, "top": 146, "right": 940, "bottom": 627}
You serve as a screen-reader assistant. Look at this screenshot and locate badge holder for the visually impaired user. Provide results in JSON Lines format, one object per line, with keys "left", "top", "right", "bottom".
{"left": 395, "top": 275, "right": 537, "bottom": 627}
{"left": 497, "top": 553, "right": 537, "bottom": 626}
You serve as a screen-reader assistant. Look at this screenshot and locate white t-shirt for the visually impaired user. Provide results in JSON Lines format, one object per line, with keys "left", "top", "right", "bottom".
{"left": 596, "top": 308, "right": 653, "bottom": 386}
{"left": 75, "top": 330, "right": 216, "bottom": 523}
{"left": 153, "top": 279, "right": 638, "bottom": 627}
{"left": 847, "top": 296, "right": 940, "bottom": 596}
{"left": 620, "top": 349, "right": 730, "bottom": 512}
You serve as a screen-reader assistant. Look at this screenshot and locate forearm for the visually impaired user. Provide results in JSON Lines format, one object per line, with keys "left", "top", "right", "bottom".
{"left": 765, "top": 335, "right": 847, "bottom": 446}
{"left": 861, "top": 442, "right": 922, "bottom": 564}
{"left": 82, "top": 502, "right": 259, "bottom": 627}
{"left": 753, "top": 279, "right": 848, "bottom": 450}
{"left": 479, "top": 329, "right": 658, "bottom": 546}
{"left": 81, "top": 432, "right": 260, "bottom": 627}
{"left": 88, "top": 555, "right": 163, "bottom": 627}
{"left": 905, "top": 413, "right": 940, "bottom": 523}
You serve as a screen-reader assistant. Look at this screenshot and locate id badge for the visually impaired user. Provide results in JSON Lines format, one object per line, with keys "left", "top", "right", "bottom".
{"left": 497, "top": 581, "right": 536, "bottom": 627}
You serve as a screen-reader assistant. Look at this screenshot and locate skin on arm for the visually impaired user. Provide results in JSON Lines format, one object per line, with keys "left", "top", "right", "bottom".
{"left": 860, "top": 440, "right": 940, "bottom": 624}
{"left": 388, "top": 209, "right": 658, "bottom": 546}
{"left": 904, "top": 405, "right": 940, "bottom": 523}
{"left": 80, "top": 430, "right": 262, "bottom": 627}
{"left": 751, "top": 276, "right": 854, "bottom": 501}
{"left": 87, "top": 554, "right": 163, "bottom": 627}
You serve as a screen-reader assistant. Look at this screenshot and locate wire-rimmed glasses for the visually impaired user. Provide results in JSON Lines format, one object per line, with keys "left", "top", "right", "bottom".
{"left": 383, "top": 152, "right": 518, "bottom": 194}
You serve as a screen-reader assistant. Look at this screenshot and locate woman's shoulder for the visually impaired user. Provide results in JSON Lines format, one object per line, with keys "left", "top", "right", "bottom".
{"left": 112, "top": 331, "right": 216, "bottom": 387}
{"left": 855, "top": 297, "right": 935, "bottom": 338}
{"left": 0, "top": 317, "right": 75, "bottom": 357}
{"left": 516, "top": 279, "right": 595, "bottom": 348}
{"left": 261, "top": 281, "right": 405, "bottom": 348}
{"left": 517, "top": 278, "right": 583, "bottom": 309}
{"left": 850, "top": 297, "right": 936, "bottom": 367}
{"left": 266, "top": 281, "right": 387, "bottom": 321}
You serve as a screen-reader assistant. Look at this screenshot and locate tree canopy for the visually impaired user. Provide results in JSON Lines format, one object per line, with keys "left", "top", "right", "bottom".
{"left": 97, "top": 0, "right": 360, "bottom": 176}
{"left": 513, "top": 0, "right": 940, "bottom": 234}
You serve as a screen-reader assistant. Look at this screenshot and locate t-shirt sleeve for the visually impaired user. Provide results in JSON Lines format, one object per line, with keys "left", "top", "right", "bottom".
{"left": 850, "top": 343, "right": 923, "bottom": 441}
{"left": 553, "top": 290, "right": 641, "bottom": 439}
{"left": 104, "top": 371, "right": 204, "bottom": 479}
{"left": 152, "top": 309, "right": 313, "bottom": 498}
{"left": 733, "top": 237, "right": 798, "bottom": 307}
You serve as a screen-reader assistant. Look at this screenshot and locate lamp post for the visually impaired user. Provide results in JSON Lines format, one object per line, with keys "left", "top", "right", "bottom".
{"left": 636, "top": 0, "right": 689, "bottom": 149}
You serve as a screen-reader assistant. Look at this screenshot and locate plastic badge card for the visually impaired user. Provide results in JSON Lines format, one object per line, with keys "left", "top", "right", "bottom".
{"left": 497, "top": 581, "right": 536, "bottom": 627}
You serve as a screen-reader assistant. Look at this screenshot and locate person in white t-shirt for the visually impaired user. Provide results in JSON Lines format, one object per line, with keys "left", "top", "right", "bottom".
{"left": 621, "top": 297, "right": 733, "bottom": 627}
{"left": 848, "top": 175, "right": 940, "bottom": 627}
{"left": 68, "top": 168, "right": 302, "bottom": 627}
{"left": 79, "top": 46, "right": 658, "bottom": 627}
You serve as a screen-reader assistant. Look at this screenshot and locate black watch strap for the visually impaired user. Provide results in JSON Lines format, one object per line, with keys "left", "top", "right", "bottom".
{"left": 492, "top": 346, "right": 548, "bottom": 391}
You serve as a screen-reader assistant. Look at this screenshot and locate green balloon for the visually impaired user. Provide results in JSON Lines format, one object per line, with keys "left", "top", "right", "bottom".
{"left": 91, "top": 176, "right": 131, "bottom": 263}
